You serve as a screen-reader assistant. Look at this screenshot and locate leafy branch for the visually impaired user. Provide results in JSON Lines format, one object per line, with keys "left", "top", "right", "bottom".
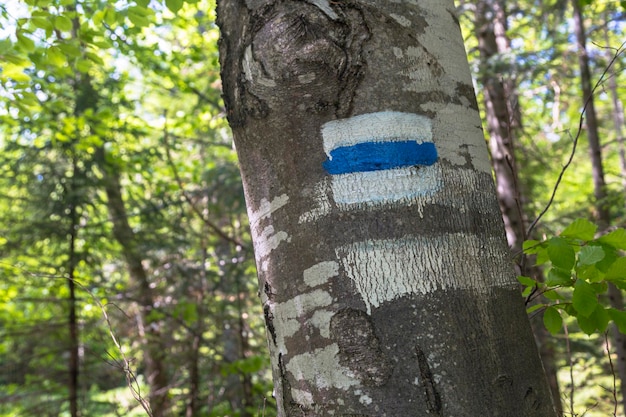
{"left": 519, "top": 218, "right": 626, "bottom": 336}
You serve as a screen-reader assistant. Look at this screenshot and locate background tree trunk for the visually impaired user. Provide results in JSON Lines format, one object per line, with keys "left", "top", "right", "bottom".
{"left": 100, "top": 160, "right": 171, "bottom": 417}
{"left": 218, "top": 0, "right": 557, "bottom": 415}
{"left": 572, "top": 0, "right": 626, "bottom": 413}
{"left": 473, "top": 1, "right": 563, "bottom": 413}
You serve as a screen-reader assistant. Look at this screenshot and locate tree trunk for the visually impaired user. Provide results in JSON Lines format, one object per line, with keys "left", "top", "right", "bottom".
{"left": 100, "top": 160, "right": 171, "bottom": 417}
{"left": 474, "top": 1, "right": 563, "bottom": 413}
{"left": 67, "top": 156, "right": 80, "bottom": 417}
{"left": 571, "top": 0, "right": 610, "bottom": 225}
{"left": 603, "top": 13, "right": 626, "bottom": 195}
{"left": 475, "top": 0, "right": 524, "bottom": 253}
{"left": 217, "top": 1, "right": 557, "bottom": 415}
{"left": 572, "top": 1, "right": 626, "bottom": 414}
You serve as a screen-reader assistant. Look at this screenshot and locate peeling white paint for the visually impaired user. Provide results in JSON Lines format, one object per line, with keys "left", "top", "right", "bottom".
{"left": 331, "top": 164, "right": 442, "bottom": 205}
{"left": 311, "top": 310, "right": 333, "bottom": 338}
{"left": 359, "top": 394, "right": 373, "bottom": 405}
{"left": 303, "top": 261, "right": 339, "bottom": 287}
{"left": 299, "top": 164, "right": 495, "bottom": 225}
{"left": 299, "top": 181, "right": 332, "bottom": 223}
{"left": 321, "top": 112, "right": 442, "bottom": 206}
{"left": 321, "top": 111, "right": 433, "bottom": 156}
{"left": 390, "top": 13, "right": 411, "bottom": 27}
{"left": 255, "top": 225, "right": 291, "bottom": 260}
{"left": 336, "top": 234, "right": 516, "bottom": 313}
{"left": 286, "top": 343, "right": 360, "bottom": 389}
{"left": 248, "top": 193, "right": 289, "bottom": 229}
{"left": 291, "top": 388, "right": 314, "bottom": 406}
{"left": 272, "top": 289, "right": 333, "bottom": 353}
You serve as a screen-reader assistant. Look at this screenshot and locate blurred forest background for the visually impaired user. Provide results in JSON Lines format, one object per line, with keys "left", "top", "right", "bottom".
{"left": 0, "top": 0, "right": 625, "bottom": 416}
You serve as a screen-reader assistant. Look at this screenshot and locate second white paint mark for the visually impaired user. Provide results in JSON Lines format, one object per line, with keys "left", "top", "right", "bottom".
{"left": 336, "top": 234, "right": 516, "bottom": 314}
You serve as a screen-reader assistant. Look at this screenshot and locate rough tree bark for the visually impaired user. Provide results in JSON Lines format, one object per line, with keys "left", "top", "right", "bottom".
{"left": 217, "top": 1, "right": 557, "bottom": 415}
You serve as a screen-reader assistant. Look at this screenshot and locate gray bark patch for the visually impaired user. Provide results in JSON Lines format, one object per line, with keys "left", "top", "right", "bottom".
{"left": 330, "top": 308, "right": 393, "bottom": 386}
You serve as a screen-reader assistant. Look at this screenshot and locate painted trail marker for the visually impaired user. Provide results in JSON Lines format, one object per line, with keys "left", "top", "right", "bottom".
{"left": 321, "top": 111, "right": 442, "bottom": 206}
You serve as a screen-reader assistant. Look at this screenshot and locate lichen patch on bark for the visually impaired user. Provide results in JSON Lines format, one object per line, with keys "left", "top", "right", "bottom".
{"left": 285, "top": 343, "right": 360, "bottom": 390}
{"left": 303, "top": 260, "right": 340, "bottom": 287}
{"left": 271, "top": 289, "right": 333, "bottom": 353}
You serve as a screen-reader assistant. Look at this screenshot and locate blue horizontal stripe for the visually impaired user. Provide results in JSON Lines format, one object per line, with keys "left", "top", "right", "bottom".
{"left": 323, "top": 141, "right": 438, "bottom": 175}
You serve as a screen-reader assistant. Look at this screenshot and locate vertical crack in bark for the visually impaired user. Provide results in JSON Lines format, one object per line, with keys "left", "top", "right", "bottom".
{"left": 262, "top": 281, "right": 277, "bottom": 345}
{"left": 415, "top": 345, "right": 443, "bottom": 415}
{"left": 263, "top": 304, "right": 277, "bottom": 346}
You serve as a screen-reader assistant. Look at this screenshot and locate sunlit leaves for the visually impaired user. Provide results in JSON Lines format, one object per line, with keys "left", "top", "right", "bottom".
{"left": 54, "top": 15, "right": 73, "bottom": 32}
{"left": 126, "top": 5, "right": 154, "bottom": 27}
{"left": 560, "top": 218, "right": 597, "bottom": 241}
{"left": 521, "top": 218, "right": 626, "bottom": 337}
{"left": 165, "top": 0, "right": 184, "bottom": 13}
{"left": 46, "top": 45, "right": 67, "bottom": 66}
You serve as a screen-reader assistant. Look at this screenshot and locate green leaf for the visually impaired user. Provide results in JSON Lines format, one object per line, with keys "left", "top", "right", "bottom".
{"left": 606, "top": 257, "right": 626, "bottom": 282}
{"left": 165, "top": 0, "right": 184, "bottom": 13}
{"left": 572, "top": 279, "right": 598, "bottom": 317}
{"left": 1, "top": 63, "right": 31, "bottom": 82}
{"left": 577, "top": 314, "right": 597, "bottom": 335}
{"left": 92, "top": 10, "right": 105, "bottom": 26}
{"left": 609, "top": 308, "right": 626, "bottom": 334}
{"left": 577, "top": 264, "right": 602, "bottom": 282}
{"left": 543, "top": 306, "right": 562, "bottom": 335}
{"left": 30, "top": 16, "right": 53, "bottom": 31}
{"left": 589, "top": 305, "right": 610, "bottom": 333}
{"left": 545, "top": 267, "right": 573, "bottom": 287}
{"left": 85, "top": 51, "right": 104, "bottom": 65}
{"left": 527, "top": 304, "right": 545, "bottom": 314}
{"left": 578, "top": 245, "right": 605, "bottom": 265}
{"left": 104, "top": 7, "right": 117, "bottom": 25}
{"left": 75, "top": 59, "right": 92, "bottom": 73}
{"left": 561, "top": 218, "right": 597, "bottom": 241}
{"left": 523, "top": 240, "right": 541, "bottom": 254}
{"left": 543, "top": 289, "right": 565, "bottom": 301}
{"left": 3, "top": 53, "right": 30, "bottom": 66}
{"left": 54, "top": 15, "right": 73, "bottom": 32}
{"left": 127, "top": 6, "right": 152, "bottom": 27}
{"left": 16, "top": 32, "right": 35, "bottom": 52}
{"left": 46, "top": 46, "right": 67, "bottom": 67}
{"left": 547, "top": 237, "right": 576, "bottom": 270}
{"left": 56, "top": 42, "right": 81, "bottom": 57}
{"left": 517, "top": 275, "right": 537, "bottom": 287}
{"left": 598, "top": 228, "right": 626, "bottom": 250}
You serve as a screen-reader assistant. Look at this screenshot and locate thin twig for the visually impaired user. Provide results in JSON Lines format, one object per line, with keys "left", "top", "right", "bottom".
{"left": 564, "top": 320, "right": 575, "bottom": 416}
{"left": 605, "top": 332, "right": 618, "bottom": 417}
{"left": 0, "top": 263, "right": 153, "bottom": 416}
{"left": 526, "top": 43, "right": 626, "bottom": 237}
{"left": 161, "top": 111, "right": 246, "bottom": 248}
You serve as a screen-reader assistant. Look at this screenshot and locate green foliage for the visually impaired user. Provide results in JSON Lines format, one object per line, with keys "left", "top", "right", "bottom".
{"left": 0, "top": 0, "right": 272, "bottom": 415}
{"left": 519, "top": 219, "right": 626, "bottom": 336}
